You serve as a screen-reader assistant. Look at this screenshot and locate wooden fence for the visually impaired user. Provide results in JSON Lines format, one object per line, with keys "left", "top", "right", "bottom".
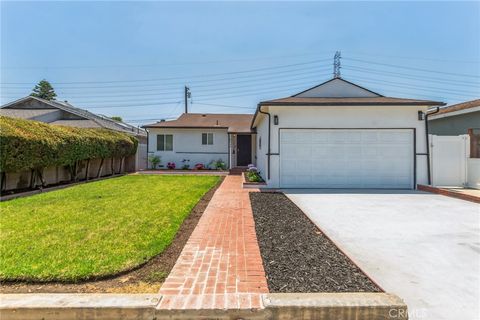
{"left": 468, "top": 128, "right": 480, "bottom": 158}
{"left": 1, "top": 155, "right": 135, "bottom": 193}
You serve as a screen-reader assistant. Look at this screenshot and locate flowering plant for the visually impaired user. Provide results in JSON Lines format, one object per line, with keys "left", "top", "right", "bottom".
{"left": 246, "top": 164, "right": 263, "bottom": 182}
{"left": 167, "top": 162, "right": 176, "bottom": 169}
{"left": 181, "top": 159, "right": 190, "bottom": 170}
{"left": 194, "top": 163, "right": 204, "bottom": 170}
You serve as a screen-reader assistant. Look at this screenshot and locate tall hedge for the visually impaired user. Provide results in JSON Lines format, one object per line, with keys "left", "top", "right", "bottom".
{"left": 0, "top": 116, "right": 138, "bottom": 173}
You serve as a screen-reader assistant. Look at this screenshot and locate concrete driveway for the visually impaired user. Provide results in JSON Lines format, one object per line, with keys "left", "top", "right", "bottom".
{"left": 284, "top": 190, "right": 480, "bottom": 320}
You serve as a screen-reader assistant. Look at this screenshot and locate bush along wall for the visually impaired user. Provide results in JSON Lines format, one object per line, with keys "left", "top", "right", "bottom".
{"left": 0, "top": 116, "right": 138, "bottom": 191}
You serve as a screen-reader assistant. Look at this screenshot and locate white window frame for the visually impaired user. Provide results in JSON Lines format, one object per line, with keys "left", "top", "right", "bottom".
{"left": 157, "top": 134, "right": 173, "bottom": 151}
{"left": 202, "top": 133, "right": 214, "bottom": 145}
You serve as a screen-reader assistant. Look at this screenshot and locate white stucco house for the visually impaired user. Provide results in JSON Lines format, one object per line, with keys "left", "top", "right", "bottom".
{"left": 144, "top": 77, "right": 445, "bottom": 189}
{"left": 143, "top": 113, "right": 255, "bottom": 169}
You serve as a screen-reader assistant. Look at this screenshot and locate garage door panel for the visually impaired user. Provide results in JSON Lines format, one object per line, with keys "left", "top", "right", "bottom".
{"left": 280, "top": 129, "right": 413, "bottom": 189}
{"left": 361, "top": 131, "right": 379, "bottom": 142}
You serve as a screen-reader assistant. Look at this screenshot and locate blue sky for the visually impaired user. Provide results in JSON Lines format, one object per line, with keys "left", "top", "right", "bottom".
{"left": 1, "top": 1, "right": 479, "bottom": 126}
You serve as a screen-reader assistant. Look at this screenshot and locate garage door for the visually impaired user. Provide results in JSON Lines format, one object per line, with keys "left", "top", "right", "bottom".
{"left": 280, "top": 129, "right": 414, "bottom": 189}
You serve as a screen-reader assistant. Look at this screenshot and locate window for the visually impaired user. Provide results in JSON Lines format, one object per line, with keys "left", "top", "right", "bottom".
{"left": 157, "top": 134, "right": 173, "bottom": 151}
{"left": 259, "top": 136, "right": 262, "bottom": 150}
{"left": 202, "top": 133, "right": 214, "bottom": 145}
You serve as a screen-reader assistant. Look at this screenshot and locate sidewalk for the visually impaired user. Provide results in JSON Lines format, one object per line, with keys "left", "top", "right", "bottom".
{"left": 157, "top": 175, "right": 268, "bottom": 310}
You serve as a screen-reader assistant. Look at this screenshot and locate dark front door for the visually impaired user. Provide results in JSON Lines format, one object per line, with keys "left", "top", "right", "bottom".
{"left": 236, "top": 135, "right": 251, "bottom": 166}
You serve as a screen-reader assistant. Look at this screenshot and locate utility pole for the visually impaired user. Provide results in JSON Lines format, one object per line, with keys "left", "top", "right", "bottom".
{"left": 184, "top": 86, "right": 191, "bottom": 113}
{"left": 333, "top": 51, "right": 341, "bottom": 78}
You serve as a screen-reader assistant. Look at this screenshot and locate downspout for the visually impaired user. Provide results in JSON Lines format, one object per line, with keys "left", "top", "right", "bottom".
{"left": 258, "top": 104, "right": 271, "bottom": 180}
{"left": 425, "top": 107, "right": 440, "bottom": 185}
{"left": 146, "top": 130, "right": 150, "bottom": 169}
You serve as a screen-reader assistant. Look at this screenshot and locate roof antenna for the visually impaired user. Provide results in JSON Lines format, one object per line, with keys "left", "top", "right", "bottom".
{"left": 333, "top": 51, "right": 341, "bottom": 78}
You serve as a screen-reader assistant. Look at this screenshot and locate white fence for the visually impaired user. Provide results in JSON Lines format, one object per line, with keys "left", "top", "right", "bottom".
{"left": 430, "top": 135, "right": 479, "bottom": 189}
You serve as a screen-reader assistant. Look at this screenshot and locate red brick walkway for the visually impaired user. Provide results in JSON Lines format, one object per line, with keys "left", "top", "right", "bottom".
{"left": 158, "top": 175, "right": 268, "bottom": 310}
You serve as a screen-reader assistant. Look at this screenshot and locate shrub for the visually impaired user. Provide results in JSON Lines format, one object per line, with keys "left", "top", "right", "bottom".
{"left": 167, "top": 162, "right": 176, "bottom": 169}
{"left": 0, "top": 116, "right": 138, "bottom": 173}
{"left": 209, "top": 158, "right": 226, "bottom": 170}
{"left": 194, "top": 163, "right": 204, "bottom": 170}
{"left": 148, "top": 155, "right": 161, "bottom": 169}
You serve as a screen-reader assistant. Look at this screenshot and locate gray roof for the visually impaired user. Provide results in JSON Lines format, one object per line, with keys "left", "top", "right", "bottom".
{"left": 49, "top": 119, "right": 101, "bottom": 128}
{"left": 1, "top": 96, "right": 147, "bottom": 137}
{"left": 0, "top": 108, "right": 58, "bottom": 119}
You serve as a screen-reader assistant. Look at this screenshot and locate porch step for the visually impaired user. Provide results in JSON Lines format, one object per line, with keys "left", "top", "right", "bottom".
{"left": 229, "top": 167, "right": 247, "bottom": 175}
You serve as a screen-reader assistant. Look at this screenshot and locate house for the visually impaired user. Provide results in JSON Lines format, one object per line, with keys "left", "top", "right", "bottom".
{"left": 144, "top": 77, "right": 446, "bottom": 189}
{"left": 0, "top": 96, "right": 148, "bottom": 170}
{"left": 143, "top": 113, "right": 254, "bottom": 169}
{"left": 428, "top": 99, "right": 480, "bottom": 136}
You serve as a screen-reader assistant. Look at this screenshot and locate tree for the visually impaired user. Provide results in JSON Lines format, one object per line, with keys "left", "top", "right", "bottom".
{"left": 110, "top": 116, "right": 123, "bottom": 122}
{"left": 30, "top": 79, "right": 57, "bottom": 100}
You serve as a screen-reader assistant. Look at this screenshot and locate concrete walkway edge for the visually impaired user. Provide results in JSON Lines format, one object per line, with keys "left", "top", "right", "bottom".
{"left": 0, "top": 292, "right": 407, "bottom": 320}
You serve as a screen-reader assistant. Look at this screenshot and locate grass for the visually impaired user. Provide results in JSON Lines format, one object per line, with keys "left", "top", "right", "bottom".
{"left": 0, "top": 174, "right": 220, "bottom": 282}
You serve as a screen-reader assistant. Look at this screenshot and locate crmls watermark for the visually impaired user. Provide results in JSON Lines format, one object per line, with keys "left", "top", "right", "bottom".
{"left": 389, "top": 307, "right": 428, "bottom": 319}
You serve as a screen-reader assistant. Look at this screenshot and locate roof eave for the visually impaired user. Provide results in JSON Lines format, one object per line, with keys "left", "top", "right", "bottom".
{"left": 258, "top": 101, "right": 446, "bottom": 107}
{"left": 141, "top": 125, "right": 230, "bottom": 130}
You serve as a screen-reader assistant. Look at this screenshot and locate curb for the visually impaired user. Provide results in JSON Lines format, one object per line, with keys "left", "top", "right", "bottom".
{"left": 0, "top": 294, "right": 160, "bottom": 320}
{"left": 263, "top": 293, "right": 407, "bottom": 320}
{"left": 0, "top": 292, "right": 407, "bottom": 320}
{"left": 418, "top": 184, "right": 480, "bottom": 204}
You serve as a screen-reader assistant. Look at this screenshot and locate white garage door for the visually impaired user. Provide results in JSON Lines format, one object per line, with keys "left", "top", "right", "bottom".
{"left": 280, "top": 129, "right": 414, "bottom": 189}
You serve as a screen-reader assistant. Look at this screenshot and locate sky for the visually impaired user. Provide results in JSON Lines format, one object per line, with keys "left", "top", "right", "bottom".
{"left": 1, "top": 1, "right": 479, "bottom": 126}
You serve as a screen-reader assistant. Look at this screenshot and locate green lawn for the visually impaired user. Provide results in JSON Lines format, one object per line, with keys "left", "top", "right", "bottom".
{"left": 0, "top": 174, "right": 220, "bottom": 282}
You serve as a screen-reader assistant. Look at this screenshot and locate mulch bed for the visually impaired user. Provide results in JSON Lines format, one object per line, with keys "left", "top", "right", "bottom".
{"left": 250, "top": 192, "right": 381, "bottom": 293}
{"left": 0, "top": 177, "right": 224, "bottom": 293}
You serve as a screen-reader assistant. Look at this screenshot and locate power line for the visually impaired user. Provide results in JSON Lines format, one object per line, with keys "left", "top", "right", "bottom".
{"left": 74, "top": 82, "right": 314, "bottom": 108}
{"left": 0, "top": 51, "right": 327, "bottom": 70}
{"left": 348, "top": 77, "right": 477, "bottom": 99}
{"left": 1, "top": 66, "right": 332, "bottom": 91}
{"left": 87, "top": 78, "right": 326, "bottom": 104}
{"left": 346, "top": 75, "right": 480, "bottom": 96}
{"left": 2, "top": 58, "right": 332, "bottom": 85}
{"left": 343, "top": 65, "right": 480, "bottom": 87}
{"left": 192, "top": 102, "right": 255, "bottom": 110}
{"left": 0, "top": 71, "right": 332, "bottom": 100}
{"left": 85, "top": 101, "right": 182, "bottom": 109}
{"left": 344, "top": 57, "right": 480, "bottom": 79}
{"left": 347, "top": 51, "right": 480, "bottom": 64}
{"left": 2, "top": 77, "right": 331, "bottom": 105}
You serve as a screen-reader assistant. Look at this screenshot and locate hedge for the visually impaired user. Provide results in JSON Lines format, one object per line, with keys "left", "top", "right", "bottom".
{"left": 0, "top": 116, "right": 138, "bottom": 173}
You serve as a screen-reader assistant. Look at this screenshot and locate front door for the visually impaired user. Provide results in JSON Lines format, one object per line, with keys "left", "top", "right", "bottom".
{"left": 236, "top": 135, "right": 251, "bottom": 166}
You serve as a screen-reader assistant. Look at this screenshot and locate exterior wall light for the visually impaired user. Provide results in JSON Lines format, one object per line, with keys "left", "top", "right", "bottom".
{"left": 418, "top": 111, "right": 425, "bottom": 121}
{"left": 273, "top": 115, "right": 279, "bottom": 125}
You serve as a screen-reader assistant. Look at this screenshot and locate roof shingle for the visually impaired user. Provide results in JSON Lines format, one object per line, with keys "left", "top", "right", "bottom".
{"left": 435, "top": 99, "right": 480, "bottom": 115}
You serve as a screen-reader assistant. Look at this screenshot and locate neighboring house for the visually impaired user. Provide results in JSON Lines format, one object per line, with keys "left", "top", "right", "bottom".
{"left": 0, "top": 96, "right": 148, "bottom": 170}
{"left": 145, "top": 77, "right": 446, "bottom": 189}
{"left": 428, "top": 99, "right": 480, "bottom": 136}
{"left": 143, "top": 113, "right": 254, "bottom": 169}
{"left": 428, "top": 99, "right": 480, "bottom": 158}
